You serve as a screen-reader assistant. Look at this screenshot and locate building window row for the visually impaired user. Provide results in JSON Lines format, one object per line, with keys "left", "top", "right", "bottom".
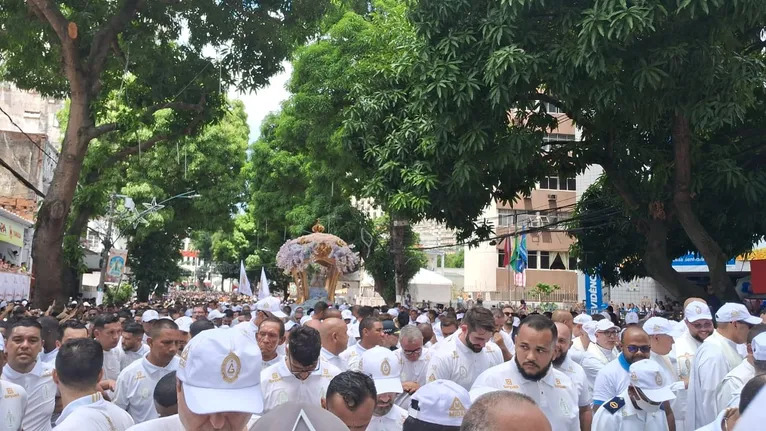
{"left": 498, "top": 250, "right": 577, "bottom": 271}
{"left": 497, "top": 209, "right": 573, "bottom": 228}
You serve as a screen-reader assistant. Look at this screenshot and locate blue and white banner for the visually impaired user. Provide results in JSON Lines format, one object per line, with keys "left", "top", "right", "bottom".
{"left": 584, "top": 273, "right": 604, "bottom": 314}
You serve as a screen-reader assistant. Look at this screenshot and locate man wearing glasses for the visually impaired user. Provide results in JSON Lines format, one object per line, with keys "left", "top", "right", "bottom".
{"left": 592, "top": 326, "right": 652, "bottom": 410}
{"left": 259, "top": 326, "right": 341, "bottom": 413}
{"left": 672, "top": 300, "right": 712, "bottom": 431}
{"left": 393, "top": 325, "right": 430, "bottom": 408}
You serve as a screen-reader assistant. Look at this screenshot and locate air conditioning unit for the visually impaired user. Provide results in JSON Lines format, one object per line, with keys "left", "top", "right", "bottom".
{"left": 539, "top": 216, "right": 550, "bottom": 225}
{"left": 530, "top": 219, "right": 542, "bottom": 228}
{"left": 547, "top": 194, "right": 557, "bottom": 200}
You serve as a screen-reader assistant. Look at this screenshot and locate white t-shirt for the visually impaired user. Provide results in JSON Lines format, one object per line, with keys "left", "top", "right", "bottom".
{"left": 261, "top": 352, "right": 284, "bottom": 370}
{"left": 593, "top": 353, "right": 631, "bottom": 407}
{"left": 53, "top": 392, "right": 134, "bottom": 431}
{"left": 259, "top": 358, "right": 341, "bottom": 413}
{"left": 366, "top": 404, "right": 408, "bottom": 431}
{"left": 118, "top": 343, "right": 151, "bottom": 372}
{"left": 393, "top": 347, "right": 431, "bottom": 408}
{"left": 2, "top": 360, "right": 56, "bottom": 431}
{"left": 113, "top": 356, "right": 180, "bottom": 424}
{"left": 425, "top": 336, "right": 503, "bottom": 390}
{"left": 471, "top": 360, "right": 579, "bottom": 431}
{"left": 716, "top": 359, "right": 754, "bottom": 410}
{"left": 126, "top": 413, "right": 260, "bottom": 431}
{"left": 0, "top": 380, "right": 27, "bottom": 431}
{"left": 39, "top": 348, "right": 59, "bottom": 365}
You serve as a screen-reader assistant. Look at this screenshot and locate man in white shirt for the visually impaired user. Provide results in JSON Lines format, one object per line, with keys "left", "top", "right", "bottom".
{"left": 393, "top": 325, "right": 431, "bottom": 408}
{"left": 118, "top": 322, "right": 150, "bottom": 372}
{"left": 572, "top": 314, "right": 593, "bottom": 352}
{"left": 687, "top": 302, "right": 759, "bottom": 431}
{"left": 38, "top": 317, "right": 61, "bottom": 365}
{"left": 93, "top": 314, "right": 123, "bottom": 382}
{"left": 126, "top": 327, "right": 264, "bottom": 431}
{"left": 362, "top": 346, "right": 408, "bottom": 431}
{"left": 471, "top": 315, "right": 583, "bottom": 431}
{"left": 340, "top": 316, "right": 384, "bottom": 371}
{"left": 114, "top": 319, "right": 183, "bottom": 423}
{"left": 592, "top": 326, "right": 651, "bottom": 409}
{"left": 52, "top": 338, "right": 134, "bottom": 430}
{"left": 426, "top": 307, "right": 503, "bottom": 390}
{"left": 672, "top": 300, "right": 713, "bottom": 431}
{"left": 553, "top": 322, "right": 592, "bottom": 431}
{"left": 319, "top": 317, "right": 348, "bottom": 371}
{"left": 260, "top": 325, "right": 341, "bottom": 412}
{"left": 256, "top": 315, "right": 286, "bottom": 369}
{"left": 2, "top": 318, "right": 56, "bottom": 431}
{"left": 491, "top": 308, "right": 514, "bottom": 361}
{"left": 0, "top": 333, "right": 27, "bottom": 431}
{"left": 324, "top": 371, "right": 376, "bottom": 431}
{"left": 591, "top": 360, "right": 676, "bottom": 431}
{"left": 643, "top": 317, "right": 682, "bottom": 384}
{"left": 716, "top": 327, "right": 766, "bottom": 410}
{"left": 587, "top": 319, "right": 620, "bottom": 365}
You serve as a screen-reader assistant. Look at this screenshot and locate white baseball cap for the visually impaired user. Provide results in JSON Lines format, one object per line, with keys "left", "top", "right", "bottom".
{"left": 341, "top": 310, "right": 353, "bottom": 321}
{"left": 643, "top": 317, "right": 682, "bottom": 337}
{"left": 625, "top": 312, "right": 639, "bottom": 325}
{"left": 141, "top": 310, "right": 159, "bottom": 323}
{"left": 177, "top": 327, "right": 263, "bottom": 415}
{"left": 299, "top": 315, "right": 312, "bottom": 325}
{"left": 684, "top": 301, "right": 713, "bottom": 323}
{"left": 408, "top": 380, "right": 471, "bottom": 427}
{"left": 512, "top": 316, "right": 520, "bottom": 327}
{"left": 628, "top": 360, "right": 676, "bottom": 403}
{"left": 596, "top": 319, "right": 618, "bottom": 332}
{"left": 583, "top": 321, "right": 598, "bottom": 343}
{"left": 208, "top": 309, "right": 225, "bottom": 320}
{"left": 256, "top": 296, "right": 287, "bottom": 319}
{"left": 361, "top": 346, "right": 403, "bottom": 394}
{"left": 388, "top": 308, "right": 400, "bottom": 318}
{"left": 416, "top": 314, "right": 430, "bottom": 324}
{"left": 573, "top": 314, "right": 593, "bottom": 325}
{"left": 752, "top": 332, "right": 766, "bottom": 361}
{"left": 174, "top": 316, "right": 193, "bottom": 333}
{"left": 82, "top": 301, "right": 91, "bottom": 307}
{"left": 716, "top": 303, "right": 761, "bottom": 325}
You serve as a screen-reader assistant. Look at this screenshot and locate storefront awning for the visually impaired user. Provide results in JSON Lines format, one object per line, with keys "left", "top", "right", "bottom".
{"left": 0, "top": 208, "right": 32, "bottom": 248}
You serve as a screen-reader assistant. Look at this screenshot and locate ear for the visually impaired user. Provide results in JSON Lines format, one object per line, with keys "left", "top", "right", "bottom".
{"left": 52, "top": 369, "right": 60, "bottom": 385}
{"left": 321, "top": 397, "right": 327, "bottom": 410}
{"left": 147, "top": 336, "right": 154, "bottom": 349}
{"left": 97, "top": 368, "right": 104, "bottom": 383}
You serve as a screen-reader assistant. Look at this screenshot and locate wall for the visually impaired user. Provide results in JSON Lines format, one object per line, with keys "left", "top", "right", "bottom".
{"left": 463, "top": 203, "right": 499, "bottom": 294}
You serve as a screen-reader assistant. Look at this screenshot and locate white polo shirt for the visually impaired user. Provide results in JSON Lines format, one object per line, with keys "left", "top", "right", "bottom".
{"left": 393, "top": 347, "right": 431, "bottom": 408}
{"left": 53, "top": 392, "right": 134, "bottom": 430}
{"left": 0, "top": 380, "right": 27, "bottom": 431}
{"left": 113, "top": 355, "right": 180, "bottom": 424}
{"left": 716, "top": 359, "right": 753, "bottom": 409}
{"left": 118, "top": 343, "right": 150, "bottom": 372}
{"left": 320, "top": 347, "right": 345, "bottom": 371}
{"left": 102, "top": 348, "right": 121, "bottom": 381}
{"left": 366, "top": 404, "right": 408, "bottom": 431}
{"left": 471, "top": 360, "right": 579, "bottom": 431}
{"left": 694, "top": 409, "right": 727, "bottom": 431}
{"left": 2, "top": 360, "right": 56, "bottom": 431}
{"left": 591, "top": 389, "right": 669, "bottom": 431}
{"left": 259, "top": 358, "right": 341, "bottom": 413}
{"left": 339, "top": 342, "right": 368, "bottom": 371}
{"left": 593, "top": 353, "right": 631, "bottom": 407}
{"left": 126, "top": 413, "right": 260, "bottom": 431}
{"left": 262, "top": 352, "right": 284, "bottom": 370}
{"left": 426, "top": 336, "right": 503, "bottom": 390}
{"left": 39, "top": 348, "right": 59, "bottom": 365}
{"left": 555, "top": 354, "right": 592, "bottom": 408}
{"left": 235, "top": 319, "right": 258, "bottom": 342}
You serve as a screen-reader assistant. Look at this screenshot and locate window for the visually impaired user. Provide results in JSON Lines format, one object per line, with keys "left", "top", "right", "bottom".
{"left": 540, "top": 174, "right": 576, "bottom": 191}
{"left": 498, "top": 251, "right": 507, "bottom": 268}
{"left": 569, "top": 255, "right": 578, "bottom": 271}
{"left": 544, "top": 102, "right": 563, "bottom": 114}
{"left": 540, "top": 251, "right": 550, "bottom": 269}
{"left": 542, "top": 133, "right": 575, "bottom": 152}
{"left": 498, "top": 209, "right": 514, "bottom": 227}
{"left": 550, "top": 253, "right": 566, "bottom": 270}
{"left": 528, "top": 251, "right": 538, "bottom": 269}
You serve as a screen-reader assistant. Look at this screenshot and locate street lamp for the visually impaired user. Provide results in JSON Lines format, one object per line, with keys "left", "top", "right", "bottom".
{"left": 96, "top": 190, "right": 200, "bottom": 291}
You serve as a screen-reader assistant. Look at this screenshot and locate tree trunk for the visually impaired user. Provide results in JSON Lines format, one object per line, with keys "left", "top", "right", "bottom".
{"left": 62, "top": 205, "right": 95, "bottom": 299}
{"left": 672, "top": 114, "right": 736, "bottom": 300}
{"left": 642, "top": 218, "right": 700, "bottom": 299}
{"left": 32, "top": 94, "right": 93, "bottom": 307}
{"left": 390, "top": 216, "right": 408, "bottom": 301}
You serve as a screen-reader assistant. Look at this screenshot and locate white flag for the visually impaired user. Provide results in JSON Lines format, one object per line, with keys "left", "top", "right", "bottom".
{"left": 239, "top": 261, "right": 253, "bottom": 296}
{"left": 258, "top": 267, "right": 270, "bottom": 299}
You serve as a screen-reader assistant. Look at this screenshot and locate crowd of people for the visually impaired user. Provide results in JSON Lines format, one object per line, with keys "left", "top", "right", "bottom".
{"left": 0, "top": 294, "right": 765, "bottom": 430}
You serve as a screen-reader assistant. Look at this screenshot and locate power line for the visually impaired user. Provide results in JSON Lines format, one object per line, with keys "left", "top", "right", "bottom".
{"left": 0, "top": 105, "right": 59, "bottom": 163}
{"left": 0, "top": 155, "right": 45, "bottom": 197}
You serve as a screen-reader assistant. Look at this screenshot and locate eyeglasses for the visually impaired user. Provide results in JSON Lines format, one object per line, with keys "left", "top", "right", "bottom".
{"left": 689, "top": 321, "right": 713, "bottom": 330}
{"left": 504, "top": 312, "right": 511, "bottom": 316}
{"left": 626, "top": 345, "right": 651, "bottom": 354}
{"left": 403, "top": 347, "right": 422, "bottom": 356}
{"left": 599, "top": 331, "right": 619, "bottom": 338}
{"left": 286, "top": 353, "right": 320, "bottom": 380}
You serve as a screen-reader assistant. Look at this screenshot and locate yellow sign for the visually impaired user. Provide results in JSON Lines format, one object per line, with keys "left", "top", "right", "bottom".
{"left": 0, "top": 217, "right": 24, "bottom": 248}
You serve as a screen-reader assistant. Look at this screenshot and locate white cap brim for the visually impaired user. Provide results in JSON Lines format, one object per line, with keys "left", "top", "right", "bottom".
{"left": 142, "top": 317, "right": 158, "bottom": 322}
{"left": 183, "top": 382, "right": 263, "bottom": 415}
{"left": 686, "top": 314, "right": 712, "bottom": 323}
{"left": 641, "top": 386, "right": 676, "bottom": 404}
{"left": 373, "top": 377, "right": 403, "bottom": 395}
{"left": 744, "top": 316, "right": 762, "bottom": 325}
{"left": 271, "top": 310, "right": 287, "bottom": 319}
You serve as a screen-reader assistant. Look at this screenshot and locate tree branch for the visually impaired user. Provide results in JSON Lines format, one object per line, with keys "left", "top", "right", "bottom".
{"left": 86, "top": 123, "right": 120, "bottom": 141}
{"left": 27, "top": 0, "right": 82, "bottom": 83}
{"left": 88, "top": 0, "right": 144, "bottom": 80}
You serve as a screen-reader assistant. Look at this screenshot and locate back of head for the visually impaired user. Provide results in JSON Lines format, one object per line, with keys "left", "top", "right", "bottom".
{"left": 189, "top": 319, "right": 215, "bottom": 338}
{"left": 154, "top": 370, "right": 178, "bottom": 408}
{"left": 462, "top": 307, "right": 495, "bottom": 333}
{"left": 397, "top": 312, "right": 410, "bottom": 328}
{"left": 739, "top": 374, "right": 766, "bottom": 413}
{"left": 326, "top": 371, "right": 377, "bottom": 411}
{"left": 289, "top": 326, "right": 321, "bottom": 367}
{"left": 314, "top": 301, "right": 329, "bottom": 314}
{"left": 461, "top": 391, "right": 550, "bottom": 431}
{"left": 359, "top": 306, "right": 374, "bottom": 319}
{"left": 747, "top": 324, "right": 766, "bottom": 344}
{"left": 55, "top": 338, "right": 104, "bottom": 391}
{"left": 38, "top": 316, "right": 61, "bottom": 342}
{"left": 251, "top": 403, "right": 349, "bottom": 431}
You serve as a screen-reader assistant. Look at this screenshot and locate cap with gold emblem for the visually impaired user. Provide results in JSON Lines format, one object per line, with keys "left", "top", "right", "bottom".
{"left": 628, "top": 360, "right": 675, "bottom": 403}
{"left": 642, "top": 317, "right": 683, "bottom": 337}
{"left": 177, "top": 327, "right": 264, "bottom": 415}
{"left": 408, "top": 379, "right": 472, "bottom": 427}
{"left": 716, "top": 302, "right": 762, "bottom": 325}
{"left": 361, "top": 346, "right": 403, "bottom": 394}
{"left": 684, "top": 301, "right": 712, "bottom": 323}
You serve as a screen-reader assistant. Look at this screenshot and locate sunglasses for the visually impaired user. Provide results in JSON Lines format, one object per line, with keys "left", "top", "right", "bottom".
{"left": 626, "top": 345, "right": 651, "bottom": 354}
{"left": 504, "top": 312, "right": 512, "bottom": 316}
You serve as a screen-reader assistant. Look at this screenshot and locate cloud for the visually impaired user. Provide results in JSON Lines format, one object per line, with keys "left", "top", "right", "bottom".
{"left": 229, "top": 62, "right": 292, "bottom": 142}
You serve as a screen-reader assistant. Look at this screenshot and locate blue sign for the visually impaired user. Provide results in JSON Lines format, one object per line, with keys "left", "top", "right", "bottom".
{"left": 672, "top": 252, "right": 735, "bottom": 267}
{"left": 585, "top": 274, "right": 604, "bottom": 314}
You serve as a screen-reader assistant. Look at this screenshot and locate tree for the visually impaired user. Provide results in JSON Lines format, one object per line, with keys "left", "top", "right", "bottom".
{"left": 1, "top": 0, "right": 329, "bottom": 306}
{"left": 444, "top": 249, "right": 464, "bottom": 268}
{"left": 347, "top": 0, "right": 766, "bottom": 299}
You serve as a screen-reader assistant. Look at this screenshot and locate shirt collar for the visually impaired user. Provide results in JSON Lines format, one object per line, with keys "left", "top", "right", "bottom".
{"left": 141, "top": 355, "right": 179, "bottom": 375}
{"left": 618, "top": 353, "right": 630, "bottom": 371}
{"left": 320, "top": 347, "right": 338, "bottom": 360}
{"left": 5, "top": 359, "right": 48, "bottom": 379}
{"left": 56, "top": 392, "right": 105, "bottom": 425}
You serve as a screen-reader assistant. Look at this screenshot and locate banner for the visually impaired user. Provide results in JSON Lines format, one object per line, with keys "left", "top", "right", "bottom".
{"left": 105, "top": 249, "right": 128, "bottom": 284}
{"left": 584, "top": 273, "right": 604, "bottom": 314}
{"left": 0, "top": 272, "right": 31, "bottom": 301}
{"left": 238, "top": 261, "right": 253, "bottom": 296}
{"left": 0, "top": 217, "right": 25, "bottom": 248}
{"left": 258, "top": 267, "right": 270, "bottom": 299}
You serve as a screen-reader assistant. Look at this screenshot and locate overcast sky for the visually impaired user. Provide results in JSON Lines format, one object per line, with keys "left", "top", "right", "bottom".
{"left": 229, "top": 62, "right": 292, "bottom": 143}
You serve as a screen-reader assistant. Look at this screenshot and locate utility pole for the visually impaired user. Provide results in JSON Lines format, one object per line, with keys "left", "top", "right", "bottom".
{"left": 97, "top": 192, "right": 116, "bottom": 291}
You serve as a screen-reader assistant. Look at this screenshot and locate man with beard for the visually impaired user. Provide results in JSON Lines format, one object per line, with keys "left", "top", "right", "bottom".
{"left": 672, "top": 301, "right": 711, "bottom": 431}
{"left": 361, "top": 347, "right": 407, "bottom": 431}
{"left": 426, "top": 307, "right": 502, "bottom": 390}
{"left": 118, "top": 322, "right": 150, "bottom": 371}
{"left": 256, "top": 316, "right": 286, "bottom": 369}
{"left": 471, "top": 315, "right": 582, "bottom": 431}
{"left": 593, "top": 326, "right": 652, "bottom": 410}
{"left": 553, "top": 322, "right": 592, "bottom": 431}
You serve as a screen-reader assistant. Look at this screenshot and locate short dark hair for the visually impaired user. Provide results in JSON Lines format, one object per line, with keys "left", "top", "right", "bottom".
{"left": 397, "top": 312, "right": 409, "bottom": 328}
{"left": 117, "top": 310, "right": 133, "bottom": 320}
{"left": 242, "top": 312, "right": 252, "bottom": 321}
{"left": 358, "top": 306, "right": 374, "bottom": 319}
{"left": 93, "top": 314, "right": 120, "bottom": 330}
{"left": 149, "top": 319, "right": 179, "bottom": 339}
{"left": 154, "top": 371, "right": 178, "bottom": 408}
{"left": 326, "top": 371, "right": 377, "bottom": 412}
{"left": 747, "top": 324, "right": 766, "bottom": 344}
{"left": 591, "top": 314, "right": 605, "bottom": 321}
{"left": 404, "top": 417, "right": 460, "bottom": 431}
{"left": 9, "top": 318, "right": 42, "bottom": 336}
{"left": 283, "top": 305, "right": 292, "bottom": 315}
{"left": 359, "top": 316, "right": 380, "bottom": 340}
{"left": 260, "top": 316, "right": 286, "bottom": 338}
{"left": 38, "top": 316, "right": 62, "bottom": 342}
{"left": 739, "top": 374, "right": 766, "bottom": 413}
{"left": 123, "top": 322, "right": 145, "bottom": 336}
{"left": 190, "top": 319, "right": 215, "bottom": 338}
{"left": 441, "top": 316, "right": 458, "bottom": 328}
{"left": 223, "top": 309, "right": 234, "bottom": 318}
{"left": 314, "top": 301, "right": 329, "bottom": 314}
{"left": 462, "top": 307, "right": 495, "bottom": 333}
{"left": 60, "top": 320, "right": 87, "bottom": 332}
{"left": 288, "top": 326, "right": 321, "bottom": 367}
{"left": 520, "top": 314, "right": 558, "bottom": 341}
{"left": 55, "top": 338, "right": 103, "bottom": 391}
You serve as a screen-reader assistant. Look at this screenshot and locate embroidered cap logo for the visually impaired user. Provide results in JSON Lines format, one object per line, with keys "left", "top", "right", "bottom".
{"left": 449, "top": 397, "right": 467, "bottom": 418}
{"left": 221, "top": 351, "right": 242, "bottom": 383}
{"left": 380, "top": 358, "right": 391, "bottom": 376}
{"left": 655, "top": 372, "right": 663, "bottom": 386}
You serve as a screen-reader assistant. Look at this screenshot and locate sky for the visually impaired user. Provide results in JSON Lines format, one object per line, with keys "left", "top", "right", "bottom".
{"left": 229, "top": 62, "right": 293, "bottom": 143}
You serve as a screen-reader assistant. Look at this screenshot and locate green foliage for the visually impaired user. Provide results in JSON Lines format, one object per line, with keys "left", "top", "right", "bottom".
{"left": 129, "top": 231, "right": 183, "bottom": 301}
{"left": 444, "top": 249, "right": 464, "bottom": 268}
{"left": 104, "top": 283, "right": 134, "bottom": 306}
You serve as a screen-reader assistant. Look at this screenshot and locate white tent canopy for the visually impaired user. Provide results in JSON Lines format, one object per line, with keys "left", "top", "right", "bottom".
{"left": 408, "top": 268, "right": 453, "bottom": 303}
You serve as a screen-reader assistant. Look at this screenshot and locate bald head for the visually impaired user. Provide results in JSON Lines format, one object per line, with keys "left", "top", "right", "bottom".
{"left": 552, "top": 310, "right": 574, "bottom": 331}
{"left": 304, "top": 319, "right": 322, "bottom": 331}
{"left": 417, "top": 323, "right": 434, "bottom": 344}
{"left": 684, "top": 297, "right": 707, "bottom": 309}
{"left": 323, "top": 309, "right": 342, "bottom": 320}
{"left": 319, "top": 318, "right": 345, "bottom": 339}
{"left": 621, "top": 325, "right": 651, "bottom": 364}
{"left": 554, "top": 321, "right": 572, "bottom": 341}
{"left": 461, "top": 391, "right": 551, "bottom": 431}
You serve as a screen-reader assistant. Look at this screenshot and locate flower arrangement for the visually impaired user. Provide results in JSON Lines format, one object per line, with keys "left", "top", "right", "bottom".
{"left": 276, "top": 236, "right": 360, "bottom": 274}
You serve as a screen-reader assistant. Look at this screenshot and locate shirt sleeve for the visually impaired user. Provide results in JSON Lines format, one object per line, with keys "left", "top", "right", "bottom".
{"left": 697, "top": 351, "right": 731, "bottom": 417}
{"left": 581, "top": 355, "right": 604, "bottom": 400}
{"left": 112, "top": 372, "right": 130, "bottom": 411}
{"left": 577, "top": 371, "right": 592, "bottom": 407}
{"left": 426, "top": 353, "right": 452, "bottom": 383}
{"left": 592, "top": 367, "right": 613, "bottom": 406}
{"left": 716, "top": 376, "right": 742, "bottom": 412}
